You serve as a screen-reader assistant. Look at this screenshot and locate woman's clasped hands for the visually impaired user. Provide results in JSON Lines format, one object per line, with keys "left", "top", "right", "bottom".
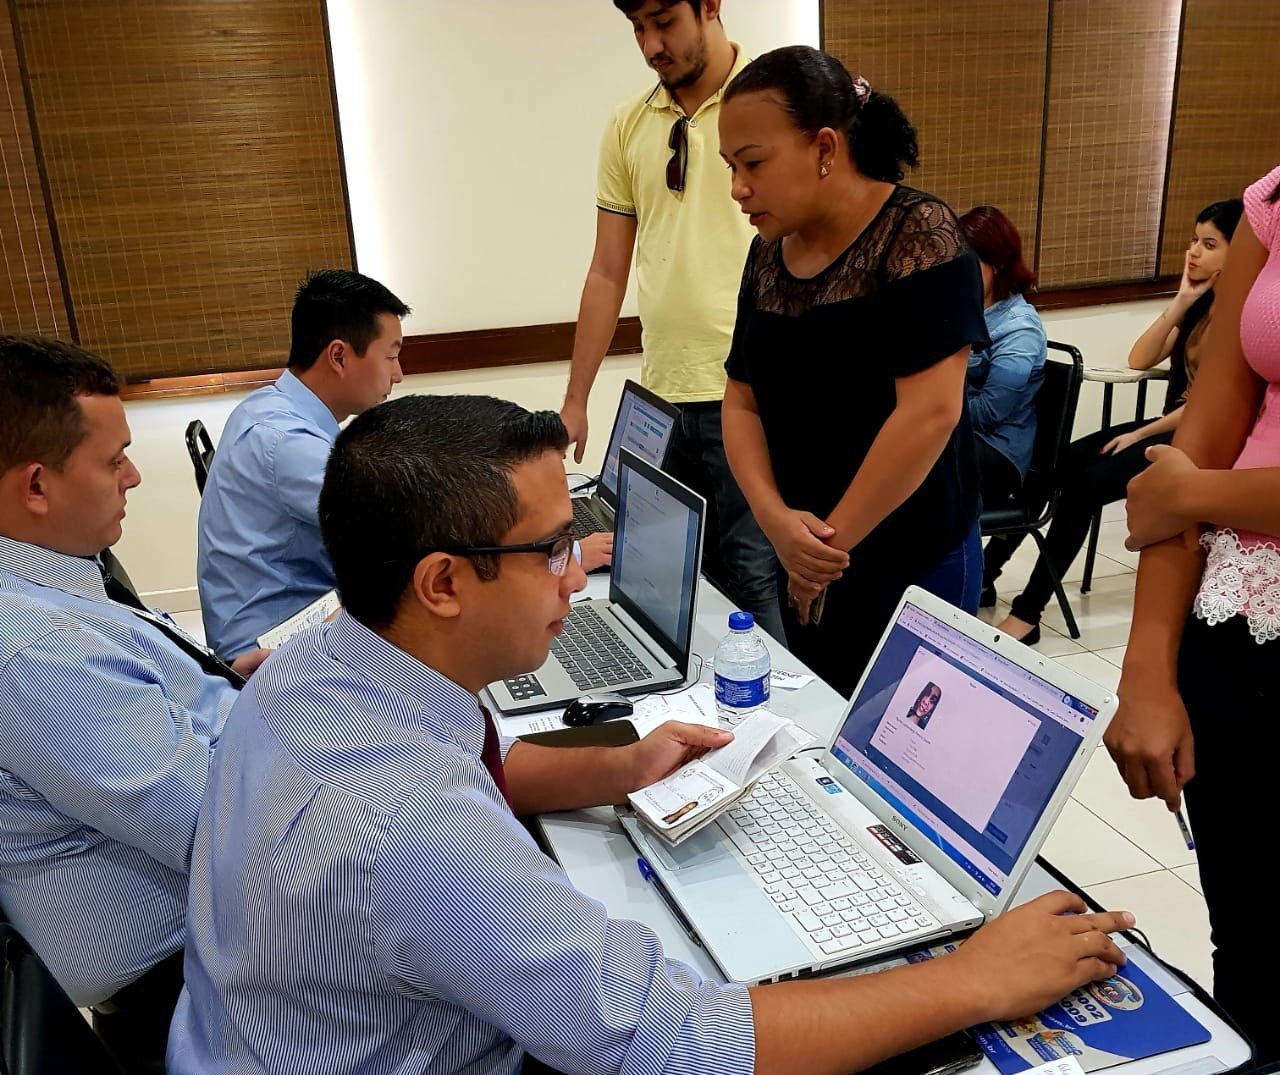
{"left": 763, "top": 506, "right": 849, "bottom": 625}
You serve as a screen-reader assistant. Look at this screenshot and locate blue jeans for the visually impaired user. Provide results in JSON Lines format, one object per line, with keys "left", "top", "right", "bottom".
{"left": 665, "top": 401, "right": 784, "bottom": 642}
{"left": 915, "top": 520, "right": 982, "bottom": 616}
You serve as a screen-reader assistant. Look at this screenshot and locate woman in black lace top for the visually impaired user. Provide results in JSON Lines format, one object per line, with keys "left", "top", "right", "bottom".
{"left": 718, "top": 46, "right": 989, "bottom": 695}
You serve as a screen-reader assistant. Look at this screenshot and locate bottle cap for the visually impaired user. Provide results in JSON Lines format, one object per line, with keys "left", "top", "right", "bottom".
{"left": 728, "top": 611, "right": 754, "bottom": 631}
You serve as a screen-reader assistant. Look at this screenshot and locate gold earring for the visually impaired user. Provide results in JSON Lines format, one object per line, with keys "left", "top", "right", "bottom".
{"left": 820, "top": 162, "right": 830, "bottom": 177}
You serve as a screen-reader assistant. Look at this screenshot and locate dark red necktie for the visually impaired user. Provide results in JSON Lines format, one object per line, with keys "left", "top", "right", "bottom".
{"left": 479, "top": 705, "right": 511, "bottom": 806}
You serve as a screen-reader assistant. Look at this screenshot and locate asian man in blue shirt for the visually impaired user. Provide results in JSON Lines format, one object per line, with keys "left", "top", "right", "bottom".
{"left": 196, "top": 268, "right": 410, "bottom": 660}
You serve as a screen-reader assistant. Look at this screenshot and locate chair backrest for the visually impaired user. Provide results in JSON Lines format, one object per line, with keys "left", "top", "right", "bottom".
{"left": 1, "top": 925, "right": 127, "bottom": 1075}
{"left": 1021, "top": 340, "right": 1084, "bottom": 525}
{"left": 184, "top": 419, "right": 216, "bottom": 494}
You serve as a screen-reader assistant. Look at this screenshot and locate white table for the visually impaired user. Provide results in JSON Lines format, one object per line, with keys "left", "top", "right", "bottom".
{"left": 499, "top": 575, "right": 1251, "bottom": 1075}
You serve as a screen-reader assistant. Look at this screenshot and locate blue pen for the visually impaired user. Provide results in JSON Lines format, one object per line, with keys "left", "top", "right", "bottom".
{"left": 636, "top": 857, "right": 703, "bottom": 947}
{"left": 1174, "top": 806, "right": 1195, "bottom": 851}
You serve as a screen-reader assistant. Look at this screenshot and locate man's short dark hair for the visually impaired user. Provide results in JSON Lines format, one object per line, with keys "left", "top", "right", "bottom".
{"left": 0, "top": 335, "right": 120, "bottom": 473}
{"left": 320, "top": 395, "right": 570, "bottom": 629}
{"left": 613, "top": 0, "right": 705, "bottom": 16}
{"left": 288, "top": 269, "right": 411, "bottom": 372}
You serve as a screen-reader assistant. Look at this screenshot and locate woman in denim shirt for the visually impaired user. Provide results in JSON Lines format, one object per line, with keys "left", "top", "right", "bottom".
{"left": 961, "top": 206, "right": 1046, "bottom": 512}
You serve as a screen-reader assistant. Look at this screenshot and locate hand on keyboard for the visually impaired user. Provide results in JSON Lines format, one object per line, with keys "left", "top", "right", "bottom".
{"left": 580, "top": 531, "right": 613, "bottom": 573}
{"left": 953, "top": 890, "right": 1136, "bottom": 1021}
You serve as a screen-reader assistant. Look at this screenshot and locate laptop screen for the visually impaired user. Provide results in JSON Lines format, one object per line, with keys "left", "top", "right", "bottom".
{"left": 599, "top": 386, "right": 678, "bottom": 507}
{"left": 828, "top": 602, "right": 1097, "bottom": 898}
{"left": 612, "top": 453, "right": 700, "bottom": 658}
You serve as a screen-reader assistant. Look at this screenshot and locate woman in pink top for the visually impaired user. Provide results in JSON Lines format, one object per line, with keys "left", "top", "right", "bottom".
{"left": 1108, "top": 163, "right": 1280, "bottom": 1062}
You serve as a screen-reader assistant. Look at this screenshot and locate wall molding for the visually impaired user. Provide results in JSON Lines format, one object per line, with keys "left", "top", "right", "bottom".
{"left": 119, "top": 317, "right": 643, "bottom": 401}
{"left": 1028, "top": 276, "right": 1178, "bottom": 311}
{"left": 119, "top": 276, "right": 1175, "bottom": 402}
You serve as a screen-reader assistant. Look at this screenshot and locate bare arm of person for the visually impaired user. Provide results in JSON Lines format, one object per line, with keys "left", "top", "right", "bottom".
{"left": 562, "top": 210, "right": 639, "bottom": 463}
{"left": 1107, "top": 216, "right": 1268, "bottom": 809}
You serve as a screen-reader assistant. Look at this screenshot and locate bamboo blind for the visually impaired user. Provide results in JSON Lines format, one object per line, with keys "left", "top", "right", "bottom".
{"left": 1036, "top": 0, "right": 1181, "bottom": 287}
{"left": 824, "top": 1, "right": 1048, "bottom": 261}
{"left": 0, "top": 0, "right": 69, "bottom": 339}
{"left": 1158, "top": 0, "right": 1280, "bottom": 276}
{"left": 12, "top": 0, "right": 351, "bottom": 380}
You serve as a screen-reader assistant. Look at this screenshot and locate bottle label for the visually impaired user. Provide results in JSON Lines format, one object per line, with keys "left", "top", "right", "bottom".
{"left": 715, "top": 672, "right": 770, "bottom": 709}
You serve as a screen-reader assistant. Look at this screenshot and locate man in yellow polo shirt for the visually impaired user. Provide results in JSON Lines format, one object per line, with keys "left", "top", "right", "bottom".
{"left": 560, "top": 0, "right": 782, "bottom": 641}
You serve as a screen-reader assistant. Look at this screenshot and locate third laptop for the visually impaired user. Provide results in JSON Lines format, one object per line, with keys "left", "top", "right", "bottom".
{"left": 572, "top": 380, "right": 680, "bottom": 539}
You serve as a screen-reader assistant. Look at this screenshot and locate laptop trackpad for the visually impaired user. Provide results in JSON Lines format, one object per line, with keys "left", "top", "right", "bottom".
{"left": 637, "top": 821, "right": 814, "bottom": 983}
{"left": 643, "top": 823, "right": 729, "bottom": 872}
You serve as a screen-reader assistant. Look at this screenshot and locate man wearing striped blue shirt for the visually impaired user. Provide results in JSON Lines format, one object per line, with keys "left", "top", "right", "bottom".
{"left": 0, "top": 336, "right": 270, "bottom": 1073}
{"left": 172, "top": 394, "right": 1135, "bottom": 1075}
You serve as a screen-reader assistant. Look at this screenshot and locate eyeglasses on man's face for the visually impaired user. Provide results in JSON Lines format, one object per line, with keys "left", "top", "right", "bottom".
{"left": 404, "top": 532, "right": 576, "bottom": 577}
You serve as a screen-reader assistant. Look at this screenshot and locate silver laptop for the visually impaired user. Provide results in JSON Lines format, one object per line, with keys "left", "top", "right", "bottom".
{"left": 620, "top": 586, "right": 1115, "bottom": 983}
{"left": 572, "top": 380, "right": 680, "bottom": 540}
{"left": 487, "top": 448, "right": 705, "bottom": 715}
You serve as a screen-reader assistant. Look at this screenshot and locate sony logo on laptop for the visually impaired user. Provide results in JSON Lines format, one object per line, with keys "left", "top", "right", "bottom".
{"left": 890, "top": 815, "right": 909, "bottom": 834}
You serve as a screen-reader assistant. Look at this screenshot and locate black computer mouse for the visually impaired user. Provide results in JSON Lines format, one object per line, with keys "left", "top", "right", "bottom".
{"left": 562, "top": 693, "right": 635, "bottom": 727}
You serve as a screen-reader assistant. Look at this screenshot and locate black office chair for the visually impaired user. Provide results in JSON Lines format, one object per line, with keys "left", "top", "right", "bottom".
{"left": 980, "top": 340, "right": 1085, "bottom": 640}
{"left": 1, "top": 924, "right": 128, "bottom": 1075}
{"left": 184, "top": 419, "right": 216, "bottom": 494}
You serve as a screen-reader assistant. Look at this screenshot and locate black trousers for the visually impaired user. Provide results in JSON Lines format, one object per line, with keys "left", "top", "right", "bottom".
{"left": 1178, "top": 613, "right": 1280, "bottom": 1065}
{"left": 665, "top": 400, "right": 784, "bottom": 641}
{"left": 983, "top": 421, "right": 1172, "bottom": 623}
{"left": 91, "top": 949, "right": 184, "bottom": 1075}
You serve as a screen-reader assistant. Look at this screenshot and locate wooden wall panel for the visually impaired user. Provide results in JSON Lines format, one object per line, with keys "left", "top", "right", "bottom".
{"left": 13, "top": 0, "right": 351, "bottom": 379}
{"left": 0, "top": 0, "right": 69, "bottom": 338}
{"left": 824, "top": 0, "right": 1049, "bottom": 259}
{"left": 1036, "top": 0, "right": 1181, "bottom": 287}
{"left": 1159, "top": 0, "right": 1280, "bottom": 275}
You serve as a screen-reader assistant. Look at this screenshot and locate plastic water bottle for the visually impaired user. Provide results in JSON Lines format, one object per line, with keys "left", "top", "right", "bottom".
{"left": 714, "top": 611, "right": 771, "bottom": 724}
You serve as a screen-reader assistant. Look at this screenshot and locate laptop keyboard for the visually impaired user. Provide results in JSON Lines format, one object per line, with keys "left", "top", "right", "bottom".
{"left": 551, "top": 604, "right": 650, "bottom": 690}
{"left": 572, "top": 499, "right": 606, "bottom": 539}
{"left": 718, "top": 772, "right": 936, "bottom": 958}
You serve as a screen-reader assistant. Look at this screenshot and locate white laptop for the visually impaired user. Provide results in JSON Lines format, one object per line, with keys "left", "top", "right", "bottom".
{"left": 487, "top": 448, "right": 705, "bottom": 715}
{"left": 620, "top": 586, "right": 1115, "bottom": 983}
{"left": 572, "top": 380, "right": 680, "bottom": 540}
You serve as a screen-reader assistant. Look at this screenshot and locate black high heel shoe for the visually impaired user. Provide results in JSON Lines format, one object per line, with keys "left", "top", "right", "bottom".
{"left": 1014, "top": 624, "right": 1041, "bottom": 646}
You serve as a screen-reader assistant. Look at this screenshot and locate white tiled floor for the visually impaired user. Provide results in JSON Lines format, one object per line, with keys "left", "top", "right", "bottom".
{"left": 979, "top": 528, "right": 1214, "bottom": 993}
{"left": 172, "top": 540, "right": 1217, "bottom": 991}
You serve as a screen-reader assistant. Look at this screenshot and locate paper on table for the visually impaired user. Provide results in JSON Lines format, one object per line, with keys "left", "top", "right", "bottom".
{"left": 1023, "top": 1059, "right": 1086, "bottom": 1075}
{"left": 257, "top": 590, "right": 340, "bottom": 650}
{"left": 629, "top": 684, "right": 719, "bottom": 737}
{"left": 770, "top": 668, "right": 816, "bottom": 691}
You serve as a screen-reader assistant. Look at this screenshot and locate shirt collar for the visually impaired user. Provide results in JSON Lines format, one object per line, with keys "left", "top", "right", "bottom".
{"left": 0, "top": 534, "right": 110, "bottom": 603}
{"left": 275, "top": 369, "right": 342, "bottom": 440}
{"left": 645, "top": 42, "right": 749, "bottom": 118}
{"left": 326, "top": 611, "right": 487, "bottom": 754}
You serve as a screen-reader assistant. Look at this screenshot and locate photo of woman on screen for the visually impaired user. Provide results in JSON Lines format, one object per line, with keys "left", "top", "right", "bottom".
{"left": 905, "top": 682, "right": 942, "bottom": 730}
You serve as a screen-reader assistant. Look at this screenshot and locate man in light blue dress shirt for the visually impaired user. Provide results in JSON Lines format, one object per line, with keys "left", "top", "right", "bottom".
{"left": 172, "top": 393, "right": 1135, "bottom": 1075}
{"left": 0, "top": 336, "right": 267, "bottom": 1073}
{"left": 197, "top": 269, "right": 411, "bottom": 660}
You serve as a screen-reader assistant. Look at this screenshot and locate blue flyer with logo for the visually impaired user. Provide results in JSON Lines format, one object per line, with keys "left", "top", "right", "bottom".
{"left": 907, "top": 946, "right": 1210, "bottom": 1072}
